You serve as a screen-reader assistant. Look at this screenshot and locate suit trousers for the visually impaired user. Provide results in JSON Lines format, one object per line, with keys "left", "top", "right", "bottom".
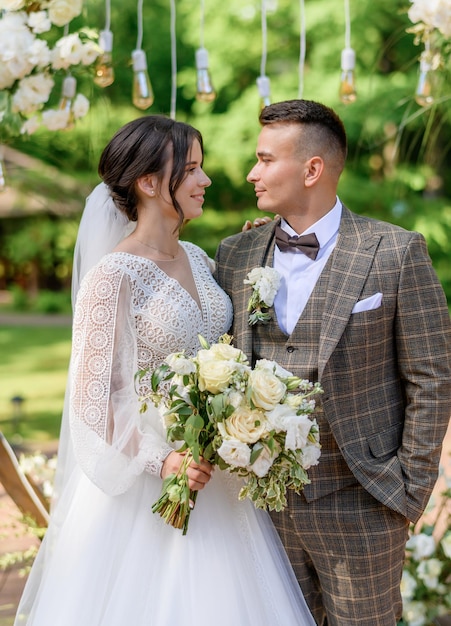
{"left": 270, "top": 483, "right": 410, "bottom": 626}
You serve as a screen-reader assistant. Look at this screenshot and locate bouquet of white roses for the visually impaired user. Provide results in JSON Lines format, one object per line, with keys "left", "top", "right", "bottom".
{"left": 137, "top": 334, "right": 322, "bottom": 534}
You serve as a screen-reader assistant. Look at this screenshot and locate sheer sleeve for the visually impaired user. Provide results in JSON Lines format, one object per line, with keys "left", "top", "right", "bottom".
{"left": 69, "top": 259, "right": 173, "bottom": 496}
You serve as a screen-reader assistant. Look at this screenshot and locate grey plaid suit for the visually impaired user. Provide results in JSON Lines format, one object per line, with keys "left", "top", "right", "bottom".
{"left": 215, "top": 207, "right": 451, "bottom": 625}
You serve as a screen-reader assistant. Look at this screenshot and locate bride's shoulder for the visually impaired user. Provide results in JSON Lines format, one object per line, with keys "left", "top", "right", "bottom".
{"left": 181, "top": 241, "right": 212, "bottom": 267}
{"left": 80, "top": 252, "right": 136, "bottom": 291}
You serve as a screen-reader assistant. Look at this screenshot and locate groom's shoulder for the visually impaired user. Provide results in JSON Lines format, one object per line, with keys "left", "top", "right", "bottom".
{"left": 219, "top": 221, "right": 273, "bottom": 250}
{"left": 344, "top": 206, "right": 420, "bottom": 242}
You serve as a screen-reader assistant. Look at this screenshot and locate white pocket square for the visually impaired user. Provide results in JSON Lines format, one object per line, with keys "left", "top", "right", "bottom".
{"left": 351, "top": 292, "right": 383, "bottom": 314}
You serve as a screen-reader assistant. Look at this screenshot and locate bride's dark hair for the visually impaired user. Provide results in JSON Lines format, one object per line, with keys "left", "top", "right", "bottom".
{"left": 98, "top": 115, "right": 204, "bottom": 229}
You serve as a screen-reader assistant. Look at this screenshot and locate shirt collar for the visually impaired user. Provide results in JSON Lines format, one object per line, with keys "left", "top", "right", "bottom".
{"left": 280, "top": 197, "right": 342, "bottom": 249}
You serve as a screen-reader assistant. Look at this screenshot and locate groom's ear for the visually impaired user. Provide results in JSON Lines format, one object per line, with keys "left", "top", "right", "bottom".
{"left": 304, "top": 156, "right": 324, "bottom": 187}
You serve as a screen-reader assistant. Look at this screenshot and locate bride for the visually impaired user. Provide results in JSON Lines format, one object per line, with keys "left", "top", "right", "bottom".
{"left": 14, "top": 115, "right": 315, "bottom": 626}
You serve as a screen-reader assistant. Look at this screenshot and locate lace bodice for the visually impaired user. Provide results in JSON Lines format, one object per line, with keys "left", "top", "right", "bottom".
{"left": 69, "top": 242, "right": 233, "bottom": 495}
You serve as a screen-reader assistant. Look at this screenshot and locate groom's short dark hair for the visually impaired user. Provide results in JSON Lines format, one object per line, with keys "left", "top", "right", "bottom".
{"left": 259, "top": 99, "right": 348, "bottom": 175}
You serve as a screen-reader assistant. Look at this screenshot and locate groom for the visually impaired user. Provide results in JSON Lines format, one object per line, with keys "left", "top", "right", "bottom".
{"left": 215, "top": 99, "right": 451, "bottom": 625}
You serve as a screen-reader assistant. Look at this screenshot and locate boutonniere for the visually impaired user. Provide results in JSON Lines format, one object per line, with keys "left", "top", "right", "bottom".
{"left": 244, "top": 266, "right": 281, "bottom": 326}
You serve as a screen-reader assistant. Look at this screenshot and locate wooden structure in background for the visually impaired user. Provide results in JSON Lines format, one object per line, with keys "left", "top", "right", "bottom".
{"left": 0, "top": 432, "right": 49, "bottom": 528}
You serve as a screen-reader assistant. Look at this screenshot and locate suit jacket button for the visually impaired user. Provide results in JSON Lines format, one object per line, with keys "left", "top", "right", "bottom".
{"left": 286, "top": 346, "right": 295, "bottom": 353}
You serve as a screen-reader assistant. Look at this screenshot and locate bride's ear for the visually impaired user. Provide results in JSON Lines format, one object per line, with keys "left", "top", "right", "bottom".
{"left": 136, "top": 175, "right": 157, "bottom": 198}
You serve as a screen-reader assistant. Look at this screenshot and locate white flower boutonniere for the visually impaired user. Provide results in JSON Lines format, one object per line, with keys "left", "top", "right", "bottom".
{"left": 244, "top": 266, "right": 281, "bottom": 326}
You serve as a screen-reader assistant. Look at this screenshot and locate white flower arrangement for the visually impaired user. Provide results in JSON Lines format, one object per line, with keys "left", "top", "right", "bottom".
{"left": 399, "top": 470, "right": 451, "bottom": 626}
{"left": 137, "top": 334, "right": 322, "bottom": 534}
{"left": 408, "top": 0, "right": 451, "bottom": 39}
{"left": 244, "top": 266, "right": 281, "bottom": 325}
{"left": 406, "top": 0, "right": 451, "bottom": 78}
{"left": 0, "top": 0, "right": 100, "bottom": 138}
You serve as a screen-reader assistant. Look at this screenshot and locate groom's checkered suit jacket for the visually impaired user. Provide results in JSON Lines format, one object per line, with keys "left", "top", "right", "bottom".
{"left": 215, "top": 206, "right": 451, "bottom": 523}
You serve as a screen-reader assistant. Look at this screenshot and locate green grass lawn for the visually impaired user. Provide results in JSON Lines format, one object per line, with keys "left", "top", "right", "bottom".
{"left": 0, "top": 326, "right": 72, "bottom": 444}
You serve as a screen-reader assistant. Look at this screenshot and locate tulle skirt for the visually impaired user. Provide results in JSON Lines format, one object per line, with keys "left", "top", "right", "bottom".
{"left": 15, "top": 467, "right": 315, "bottom": 626}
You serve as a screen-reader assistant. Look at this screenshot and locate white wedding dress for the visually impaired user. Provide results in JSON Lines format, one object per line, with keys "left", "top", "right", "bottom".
{"left": 15, "top": 242, "right": 315, "bottom": 626}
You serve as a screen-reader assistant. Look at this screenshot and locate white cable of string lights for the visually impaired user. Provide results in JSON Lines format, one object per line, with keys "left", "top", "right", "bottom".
{"left": 298, "top": 0, "right": 306, "bottom": 98}
{"left": 170, "top": 0, "right": 177, "bottom": 119}
{"left": 257, "top": 0, "right": 271, "bottom": 108}
{"left": 344, "top": 0, "right": 351, "bottom": 49}
{"left": 104, "top": 0, "right": 111, "bottom": 33}
{"left": 136, "top": 0, "right": 143, "bottom": 50}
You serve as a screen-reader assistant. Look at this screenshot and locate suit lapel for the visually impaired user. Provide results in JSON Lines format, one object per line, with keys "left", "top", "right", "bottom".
{"left": 318, "top": 207, "right": 381, "bottom": 378}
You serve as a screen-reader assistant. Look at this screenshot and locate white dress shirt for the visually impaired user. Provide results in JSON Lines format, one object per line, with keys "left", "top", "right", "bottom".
{"left": 274, "top": 198, "right": 342, "bottom": 335}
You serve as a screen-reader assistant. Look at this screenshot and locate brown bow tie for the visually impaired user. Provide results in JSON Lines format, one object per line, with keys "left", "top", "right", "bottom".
{"left": 275, "top": 225, "right": 320, "bottom": 260}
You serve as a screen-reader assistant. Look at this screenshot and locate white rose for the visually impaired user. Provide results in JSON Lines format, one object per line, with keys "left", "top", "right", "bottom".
{"left": 223, "top": 406, "right": 268, "bottom": 444}
{"left": 197, "top": 343, "right": 246, "bottom": 394}
{"left": 28, "top": 10, "right": 52, "bottom": 34}
{"left": 406, "top": 533, "right": 436, "bottom": 560}
{"left": 217, "top": 438, "right": 251, "bottom": 468}
{"left": 248, "top": 443, "right": 278, "bottom": 477}
{"left": 400, "top": 570, "right": 417, "bottom": 601}
{"left": 42, "top": 108, "right": 71, "bottom": 130}
{"left": 266, "top": 403, "right": 294, "bottom": 432}
{"left": 249, "top": 367, "right": 286, "bottom": 411}
{"left": 402, "top": 600, "right": 427, "bottom": 626}
{"left": 21, "top": 116, "right": 41, "bottom": 135}
{"left": 12, "top": 73, "right": 54, "bottom": 114}
{"left": 165, "top": 352, "right": 196, "bottom": 376}
{"left": 301, "top": 443, "right": 321, "bottom": 469}
{"left": 51, "top": 33, "right": 84, "bottom": 70}
{"left": 417, "top": 557, "right": 443, "bottom": 589}
{"left": 440, "top": 531, "right": 451, "bottom": 558}
{"left": 433, "top": 0, "right": 451, "bottom": 36}
{"left": 0, "top": 0, "right": 26, "bottom": 9}
{"left": 255, "top": 358, "right": 294, "bottom": 379}
{"left": 244, "top": 266, "right": 281, "bottom": 306}
{"left": 209, "top": 342, "right": 246, "bottom": 363}
{"left": 285, "top": 414, "right": 314, "bottom": 451}
{"left": 0, "top": 12, "right": 36, "bottom": 88}
{"left": 80, "top": 41, "right": 101, "bottom": 65}
{"left": 408, "top": 0, "right": 432, "bottom": 26}
{"left": 225, "top": 390, "right": 245, "bottom": 409}
{"left": 29, "top": 39, "right": 52, "bottom": 68}
{"left": 46, "top": 0, "right": 83, "bottom": 27}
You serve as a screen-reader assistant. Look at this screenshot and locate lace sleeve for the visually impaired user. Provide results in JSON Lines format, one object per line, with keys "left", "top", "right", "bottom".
{"left": 69, "top": 259, "right": 173, "bottom": 496}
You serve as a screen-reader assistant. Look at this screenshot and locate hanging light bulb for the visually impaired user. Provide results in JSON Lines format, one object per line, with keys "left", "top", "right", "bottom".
{"left": 195, "top": 47, "right": 216, "bottom": 102}
{"left": 257, "top": 75, "right": 271, "bottom": 111}
{"left": 0, "top": 149, "right": 6, "bottom": 193}
{"left": 415, "top": 56, "right": 435, "bottom": 107}
{"left": 131, "top": 49, "right": 154, "bottom": 110}
{"left": 339, "top": 47, "right": 357, "bottom": 104}
{"left": 95, "top": 30, "right": 115, "bottom": 87}
{"left": 58, "top": 75, "right": 76, "bottom": 129}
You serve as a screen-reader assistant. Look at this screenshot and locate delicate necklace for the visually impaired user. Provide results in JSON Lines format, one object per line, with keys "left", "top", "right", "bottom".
{"left": 131, "top": 237, "right": 181, "bottom": 261}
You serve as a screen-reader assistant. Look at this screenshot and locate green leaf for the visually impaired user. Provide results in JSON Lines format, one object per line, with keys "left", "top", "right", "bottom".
{"left": 249, "top": 445, "right": 263, "bottom": 465}
{"left": 151, "top": 364, "right": 173, "bottom": 392}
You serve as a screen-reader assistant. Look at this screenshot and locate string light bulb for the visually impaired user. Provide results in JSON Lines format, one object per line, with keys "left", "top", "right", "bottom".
{"left": 339, "top": 47, "right": 357, "bottom": 104}
{"left": 415, "top": 56, "right": 435, "bottom": 107}
{"left": 339, "top": 0, "right": 356, "bottom": 104}
{"left": 414, "top": 32, "right": 436, "bottom": 107}
{"left": 95, "top": 29, "right": 115, "bottom": 87}
{"left": 58, "top": 75, "right": 76, "bottom": 129}
{"left": 0, "top": 149, "right": 6, "bottom": 193}
{"left": 257, "top": 75, "right": 271, "bottom": 110}
{"left": 131, "top": 49, "right": 154, "bottom": 110}
{"left": 195, "top": 47, "right": 216, "bottom": 102}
